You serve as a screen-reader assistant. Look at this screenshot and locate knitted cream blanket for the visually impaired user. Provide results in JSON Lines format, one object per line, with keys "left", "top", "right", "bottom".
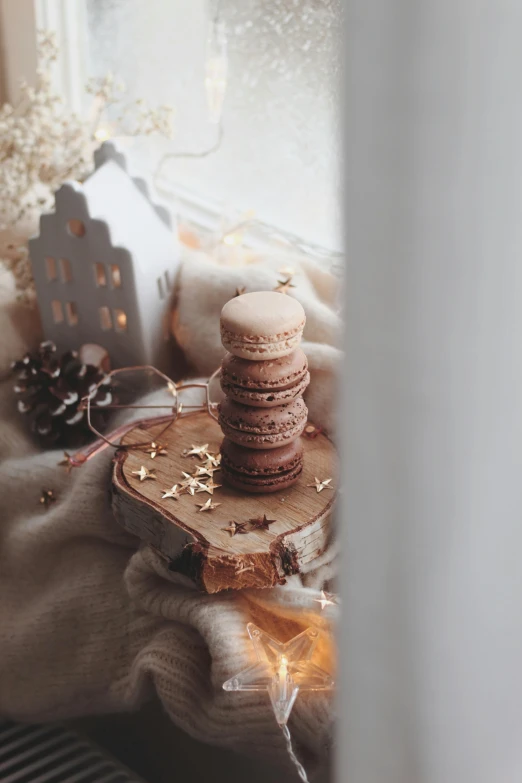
{"left": 0, "top": 249, "right": 341, "bottom": 778}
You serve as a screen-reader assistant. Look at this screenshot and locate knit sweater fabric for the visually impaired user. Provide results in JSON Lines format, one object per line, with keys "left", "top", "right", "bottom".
{"left": 0, "top": 250, "right": 340, "bottom": 779}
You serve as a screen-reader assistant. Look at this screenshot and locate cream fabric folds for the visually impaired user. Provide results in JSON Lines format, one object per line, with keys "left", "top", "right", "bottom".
{"left": 0, "top": 248, "right": 340, "bottom": 777}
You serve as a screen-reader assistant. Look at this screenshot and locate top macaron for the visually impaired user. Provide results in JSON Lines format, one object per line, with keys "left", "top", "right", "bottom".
{"left": 220, "top": 291, "right": 306, "bottom": 361}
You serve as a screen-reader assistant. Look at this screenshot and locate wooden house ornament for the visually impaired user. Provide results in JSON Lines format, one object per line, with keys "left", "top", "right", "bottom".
{"left": 29, "top": 141, "right": 179, "bottom": 369}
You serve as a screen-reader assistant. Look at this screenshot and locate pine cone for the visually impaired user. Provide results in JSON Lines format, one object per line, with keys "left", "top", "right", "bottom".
{"left": 12, "top": 341, "right": 112, "bottom": 446}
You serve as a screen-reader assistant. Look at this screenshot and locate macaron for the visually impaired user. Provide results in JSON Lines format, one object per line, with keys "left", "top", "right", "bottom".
{"left": 220, "top": 438, "right": 303, "bottom": 494}
{"left": 218, "top": 397, "right": 308, "bottom": 449}
{"left": 220, "top": 349, "right": 310, "bottom": 408}
{"left": 220, "top": 291, "right": 306, "bottom": 361}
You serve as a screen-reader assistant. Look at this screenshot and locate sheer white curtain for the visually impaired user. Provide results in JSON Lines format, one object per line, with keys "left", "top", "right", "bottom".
{"left": 341, "top": 1, "right": 522, "bottom": 781}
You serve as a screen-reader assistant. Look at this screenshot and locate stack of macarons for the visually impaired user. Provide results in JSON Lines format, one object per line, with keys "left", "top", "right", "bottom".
{"left": 218, "top": 291, "right": 309, "bottom": 493}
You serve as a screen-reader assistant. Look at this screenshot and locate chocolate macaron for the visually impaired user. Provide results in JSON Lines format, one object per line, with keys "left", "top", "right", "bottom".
{"left": 220, "top": 291, "right": 306, "bottom": 361}
{"left": 218, "top": 396, "right": 308, "bottom": 449}
{"left": 220, "top": 438, "right": 303, "bottom": 493}
{"left": 220, "top": 349, "right": 310, "bottom": 408}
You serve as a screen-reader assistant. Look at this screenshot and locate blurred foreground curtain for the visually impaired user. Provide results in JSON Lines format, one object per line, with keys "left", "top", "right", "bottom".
{"left": 341, "top": 1, "right": 522, "bottom": 782}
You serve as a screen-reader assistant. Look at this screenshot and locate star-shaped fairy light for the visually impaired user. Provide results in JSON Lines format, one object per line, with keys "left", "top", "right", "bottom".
{"left": 307, "top": 477, "right": 334, "bottom": 493}
{"left": 162, "top": 484, "right": 183, "bottom": 501}
{"left": 223, "top": 624, "right": 334, "bottom": 726}
{"left": 248, "top": 514, "right": 277, "bottom": 531}
{"left": 196, "top": 498, "right": 221, "bottom": 512}
{"left": 185, "top": 443, "right": 209, "bottom": 458}
{"left": 223, "top": 521, "right": 248, "bottom": 537}
{"left": 235, "top": 286, "right": 246, "bottom": 297}
{"left": 131, "top": 465, "right": 157, "bottom": 482}
{"left": 145, "top": 442, "right": 168, "bottom": 459}
{"left": 316, "top": 590, "right": 337, "bottom": 611}
{"left": 274, "top": 277, "right": 296, "bottom": 295}
{"left": 40, "top": 488, "right": 56, "bottom": 507}
{"left": 196, "top": 479, "right": 222, "bottom": 495}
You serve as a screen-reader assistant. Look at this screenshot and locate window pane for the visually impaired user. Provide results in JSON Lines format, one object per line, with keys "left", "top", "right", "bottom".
{"left": 85, "top": 0, "right": 341, "bottom": 250}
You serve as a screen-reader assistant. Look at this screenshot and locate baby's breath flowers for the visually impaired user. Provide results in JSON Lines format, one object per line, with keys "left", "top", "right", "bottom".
{"left": 0, "top": 30, "right": 174, "bottom": 233}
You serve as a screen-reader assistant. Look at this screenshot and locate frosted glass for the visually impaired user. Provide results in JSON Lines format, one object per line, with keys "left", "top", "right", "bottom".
{"left": 85, "top": 0, "right": 341, "bottom": 250}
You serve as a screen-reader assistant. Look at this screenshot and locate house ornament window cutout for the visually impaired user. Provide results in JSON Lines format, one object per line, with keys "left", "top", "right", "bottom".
{"left": 28, "top": 141, "right": 180, "bottom": 369}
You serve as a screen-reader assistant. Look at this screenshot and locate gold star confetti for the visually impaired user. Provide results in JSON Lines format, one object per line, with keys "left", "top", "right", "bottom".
{"left": 316, "top": 590, "right": 337, "bottom": 610}
{"left": 40, "top": 488, "right": 56, "bottom": 507}
{"left": 145, "top": 442, "right": 168, "bottom": 459}
{"left": 203, "top": 452, "right": 221, "bottom": 467}
{"left": 307, "top": 477, "right": 333, "bottom": 493}
{"left": 248, "top": 514, "right": 277, "bottom": 530}
{"left": 58, "top": 452, "right": 75, "bottom": 473}
{"left": 184, "top": 443, "right": 209, "bottom": 458}
{"left": 223, "top": 521, "right": 248, "bottom": 537}
{"left": 162, "top": 484, "right": 182, "bottom": 501}
{"left": 196, "top": 479, "right": 222, "bottom": 495}
{"left": 303, "top": 423, "right": 324, "bottom": 439}
{"left": 235, "top": 286, "right": 246, "bottom": 297}
{"left": 196, "top": 498, "right": 221, "bottom": 512}
{"left": 278, "top": 265, "right": 296, "bottom": 276}
{"left": 274, "top": 277, "right": 296, "bottom": 295}
{"left": 193, "top": 465, "right": 216, "bottom": 478}
{"left": 132, "top": 465, "right": 157, "bottom": 482}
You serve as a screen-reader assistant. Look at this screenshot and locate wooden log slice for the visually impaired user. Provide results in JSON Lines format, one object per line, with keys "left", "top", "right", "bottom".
{"left": 112, "top": 412, "right": 336, "bottom": 593}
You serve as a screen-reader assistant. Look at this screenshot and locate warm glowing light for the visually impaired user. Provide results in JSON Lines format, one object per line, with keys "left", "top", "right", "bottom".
{"left": 94, "top": 126, "right": 112, "bottom": 142}
{"left": 223, "top": 623, "right": 333, "bottom": 726}
{"left": 223, "top": 233, "right": 241, "bottom": 245}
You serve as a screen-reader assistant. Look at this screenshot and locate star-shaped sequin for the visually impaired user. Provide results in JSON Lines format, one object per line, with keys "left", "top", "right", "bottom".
{"left": 196, "top": 479, "right": 222, "bottom": 495}
{"left": 223, "top": 521, "right": 248, "bottom": 537}
{"left": 180, "top": 472, "right": 205, "bottom": 495}
{"left": 223, "top": 624, "right": 334, "bottom": 726}
{"left": 58, "top": 452, "right": 76, "bottom": 473}
{"left": 274, "top": 277, "right": 296, "bottom": 295}
{"left": 316, "top": 590, "right": 337, "bottom": 610}
{"left": 40, "top": 488, "right": 56, "bottom": 507}
{"left": 185, "top": 443, "right": 209, "bottom": 458}
{"left": 162, "top": 484, "right": 182, "bottom": 501}
{"left": 196, "top": 498, "right": 221, "bottom": 512}
{"left": 307, "top": 477, "right": 333, "bottom": 493}
{"left": 145, "top": 442, "right": 168, "bottom": 459}
{"left": 248, "top": 514, "right": 277, "bottom": 530}
{"left": 203, "top": 452, "right": 221, "bottom": 468}
{"left": 193, "top": 465, "right": 217, "bottom": 478}
{"left": 131, "top": 465, "right": 157, "bottom": 482}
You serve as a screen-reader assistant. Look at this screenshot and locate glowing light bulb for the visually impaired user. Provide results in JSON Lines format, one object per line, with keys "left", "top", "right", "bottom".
{"left": 94, "top": 125, "right": 112, "bottom": 142}
{"left": 205, "top": 19, "right": 228, "bottom": 125}
{"left": 223, "top": 624, "right": 334, "bottom": 726}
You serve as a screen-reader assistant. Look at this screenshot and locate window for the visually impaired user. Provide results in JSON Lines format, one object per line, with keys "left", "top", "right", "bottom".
{"left": 164, "top": 270, "right": 171, "bottom": 291}
{"left": 94, "top": 263, "right": 107, "bottom": 287}
{"left": 157, "top": 277, "right": 165, "bottom": 299}
{"left": 114, "top": 309, "right": 127, "bottom": 332}
{"left": 67, "top": 218, "right": 86, "bottom": 237}
{"left": 51, "top": 300, "right": 64, "bottom": 323}
{"left": 84, "top": 0, "right": 341, "bottom": 251}
{"left": 45, "top": 257, "right": 57, "bottom": 281}
{"left": 60, "top": 258, "right": 73, "bottom": 283}
{"left": 110, "top": 264, "right": 122, "bottom": 288}
{"left": 65, "top": 301, "right": 78, "bottom": 325}
{"left": 99, "top": 306, "right": 112, "bottom": 330}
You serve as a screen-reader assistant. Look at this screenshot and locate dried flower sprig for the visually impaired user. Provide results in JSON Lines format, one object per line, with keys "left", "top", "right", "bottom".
{"left": 0, "top": 30, "right": 174, "bottom": 234}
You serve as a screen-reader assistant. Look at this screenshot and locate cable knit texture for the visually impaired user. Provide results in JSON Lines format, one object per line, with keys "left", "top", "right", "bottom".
{"left": 0, "top": 249, "right": 341, "bottom": 779}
